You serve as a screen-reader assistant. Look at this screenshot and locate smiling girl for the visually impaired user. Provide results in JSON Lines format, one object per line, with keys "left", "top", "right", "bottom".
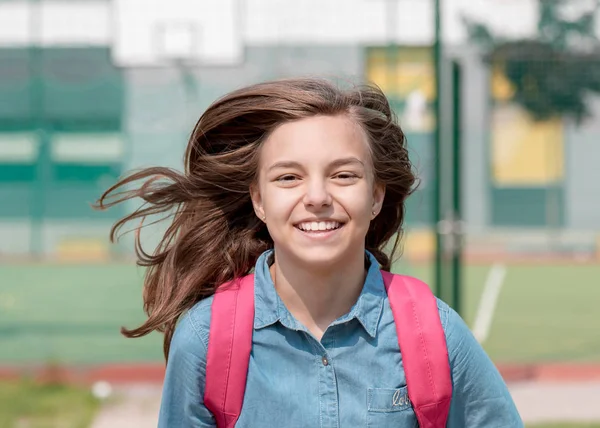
{"left": 98, "top": 78, "right": 522, "bottom": 427}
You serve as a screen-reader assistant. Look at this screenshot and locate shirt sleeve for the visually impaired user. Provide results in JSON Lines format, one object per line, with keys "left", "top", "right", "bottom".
{"left": 157, "top": 311, "right": 216, "bottom": 428}
{"left": 444, "top": 306, "right": 524, "bottom": 427}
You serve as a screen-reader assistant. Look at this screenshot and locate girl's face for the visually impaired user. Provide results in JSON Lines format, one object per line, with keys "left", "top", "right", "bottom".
{"left": 251, "top": 114, "right": 385, "bottom": 269}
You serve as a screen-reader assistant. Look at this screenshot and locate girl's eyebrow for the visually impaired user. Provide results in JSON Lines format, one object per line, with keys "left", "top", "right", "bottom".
{"left": 268, "top": 157, "right": 365, "bottom": 172}
{"left": 329, "top": 157, "right": 365, "bottom": 169}
{"left": 267, "top": 161, "right": 303, "bottom": 171}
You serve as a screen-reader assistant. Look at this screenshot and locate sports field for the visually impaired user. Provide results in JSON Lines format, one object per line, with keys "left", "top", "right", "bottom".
{"left": 0, "top": 261, "right": 598, "bottom": 365}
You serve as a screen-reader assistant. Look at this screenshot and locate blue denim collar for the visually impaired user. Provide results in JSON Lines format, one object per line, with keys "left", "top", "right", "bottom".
{"left": 253, "top": 250, "right": 385, "bottom": 338}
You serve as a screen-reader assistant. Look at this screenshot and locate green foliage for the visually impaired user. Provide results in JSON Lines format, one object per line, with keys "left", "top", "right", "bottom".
{"left": 464, "top": 0, "right": 600, "bottom": 123}
{"left": 0, "top": 380, "right": 100, "bottom": 428}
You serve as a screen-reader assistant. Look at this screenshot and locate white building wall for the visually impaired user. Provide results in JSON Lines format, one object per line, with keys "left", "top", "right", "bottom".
{"left": 0, "top": 1, "right": 111, "bottom": 46}
{"left": 0, "top": 0, "right": 542, "bottom": 50}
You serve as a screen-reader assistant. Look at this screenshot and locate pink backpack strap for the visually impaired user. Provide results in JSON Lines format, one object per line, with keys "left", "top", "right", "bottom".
{"left": 381, "top": 271, "right": 452, "bottom": 428}
{"left": 204, "top": 274, "right": 255, "bottom": 428}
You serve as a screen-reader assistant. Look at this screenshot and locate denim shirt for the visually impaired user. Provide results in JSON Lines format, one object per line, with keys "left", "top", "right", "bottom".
{"left": 158, "top": 251, "right": 523, "bottom": 427}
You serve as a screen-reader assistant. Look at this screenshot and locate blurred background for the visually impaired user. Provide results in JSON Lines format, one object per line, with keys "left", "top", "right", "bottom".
{"left": 0, "top": 0, "right": 599, "bottom": 426}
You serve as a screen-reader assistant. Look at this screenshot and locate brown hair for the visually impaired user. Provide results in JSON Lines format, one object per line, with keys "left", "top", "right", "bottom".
{"left": 96, "top": 78, "right": 416, "bottom": 359}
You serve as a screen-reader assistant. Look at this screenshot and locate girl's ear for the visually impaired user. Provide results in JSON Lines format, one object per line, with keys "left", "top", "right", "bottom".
{"left": 250, "top": 183, "right": 266, "bottom": 222}
{"left": 371, "top": 182, "right": 386, "bottom": 217}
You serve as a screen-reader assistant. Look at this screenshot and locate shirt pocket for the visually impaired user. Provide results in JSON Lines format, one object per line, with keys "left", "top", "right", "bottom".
{"left": 367, "top": 387, "right": 418, "bottom": 428}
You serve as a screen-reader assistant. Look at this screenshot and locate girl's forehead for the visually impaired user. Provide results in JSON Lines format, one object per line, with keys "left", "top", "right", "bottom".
{"left": 258, "top": 115, "right": 371, "bottom": 166}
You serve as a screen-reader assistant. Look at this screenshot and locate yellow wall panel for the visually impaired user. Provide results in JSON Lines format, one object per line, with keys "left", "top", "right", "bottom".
{"left": 366, "top": 47, "right": 435, "bottom": 100}
{"left": 491, "top": 104, "right": 564, "bottom": 185}
{"left": 491, "top": 67, "right": 516, "bottom": 102}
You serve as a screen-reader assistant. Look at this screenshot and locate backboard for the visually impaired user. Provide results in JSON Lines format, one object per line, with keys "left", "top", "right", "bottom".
{"left": 111, "top": 0, "right": 243, "bottom": 68}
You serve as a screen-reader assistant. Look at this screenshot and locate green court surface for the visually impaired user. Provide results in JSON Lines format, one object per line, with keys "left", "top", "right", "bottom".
{"left": 0, "top": 261, "right": 599, "bottom": 365}
{"left": 0, "top": 264, "right": 164, "bottom": 364}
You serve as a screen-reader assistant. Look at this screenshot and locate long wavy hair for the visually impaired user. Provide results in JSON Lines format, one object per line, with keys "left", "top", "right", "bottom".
{"left": 96, "top": 78, "right": 417, "bottom": 359}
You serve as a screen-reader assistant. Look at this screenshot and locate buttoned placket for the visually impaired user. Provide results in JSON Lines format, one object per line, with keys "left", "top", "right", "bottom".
{"left": 313, "top": 329, "right": 340, "bottom": 428}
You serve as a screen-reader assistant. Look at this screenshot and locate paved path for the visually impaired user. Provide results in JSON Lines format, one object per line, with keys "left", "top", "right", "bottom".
{"left": 510, "top": 381, "right": 600, "bottom": 424}
{"left": 90, "top": 384, "right": 162, "bottom": 428}
{"left": 90, "top": 382, "right": 600, "bottom": 427}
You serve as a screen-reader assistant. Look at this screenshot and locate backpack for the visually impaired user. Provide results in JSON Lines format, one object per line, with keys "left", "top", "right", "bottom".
{"left": 204, "top": 272, "right": 452, "bottom": 428}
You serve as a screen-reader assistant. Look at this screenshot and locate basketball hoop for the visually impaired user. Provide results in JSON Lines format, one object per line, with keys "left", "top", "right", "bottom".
{"left": 154, "top": 21, "right": 199, "bottom": 67}
{"left": 111, "top": 0, "right": 243, "bottom": 68}
{"left": 153, "top": 21, "right": 200, "bottom": 100}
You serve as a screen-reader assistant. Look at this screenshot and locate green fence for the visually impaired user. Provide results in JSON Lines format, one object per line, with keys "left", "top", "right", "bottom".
{"left": 0, "top": 47, "right": 125, "bottom": 257}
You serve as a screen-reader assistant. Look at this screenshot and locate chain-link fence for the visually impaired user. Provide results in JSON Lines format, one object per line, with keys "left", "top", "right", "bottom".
{"left": 0, "top": 0, "right": 598, "bottom": 366}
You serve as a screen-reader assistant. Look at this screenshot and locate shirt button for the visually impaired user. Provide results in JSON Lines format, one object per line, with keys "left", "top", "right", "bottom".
{"left": 322, "top": 356, "right": 329, "bottom": 366}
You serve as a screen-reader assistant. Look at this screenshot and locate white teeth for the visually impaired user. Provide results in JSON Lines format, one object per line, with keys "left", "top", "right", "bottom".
{"left": 297, "top": 221, "right": 341, "bottom": 231}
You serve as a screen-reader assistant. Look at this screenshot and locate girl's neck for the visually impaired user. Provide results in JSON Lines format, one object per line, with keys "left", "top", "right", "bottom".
{"left": 269, "top": 249, "right": 367, "bottom": 341}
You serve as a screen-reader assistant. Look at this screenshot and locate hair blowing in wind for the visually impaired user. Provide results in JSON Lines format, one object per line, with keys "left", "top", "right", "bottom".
{"left": 95, "top": 78, "right": 416, "bottom": 360}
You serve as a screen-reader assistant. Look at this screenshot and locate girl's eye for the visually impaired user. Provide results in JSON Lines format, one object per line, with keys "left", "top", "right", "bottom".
{"left": 277, "top": 175, "right": 298, "bottom": 182}
{"left": 334, "top": 173, "right": 358, "bottom": 180}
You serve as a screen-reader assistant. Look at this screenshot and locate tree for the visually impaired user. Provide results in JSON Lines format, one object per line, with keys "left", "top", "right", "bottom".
{"left": 464, "top": 0, "right": 600, "bottom": 123}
